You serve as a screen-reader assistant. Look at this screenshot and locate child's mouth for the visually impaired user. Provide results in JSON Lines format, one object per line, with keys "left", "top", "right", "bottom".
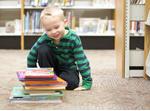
{"left": 53, "top": 33, "right": 60, "bottom": 38}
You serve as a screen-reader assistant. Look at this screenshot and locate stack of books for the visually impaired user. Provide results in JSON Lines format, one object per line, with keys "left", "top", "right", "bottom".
{"left": 9, "top": 68, "right": 67, "bottom": 103}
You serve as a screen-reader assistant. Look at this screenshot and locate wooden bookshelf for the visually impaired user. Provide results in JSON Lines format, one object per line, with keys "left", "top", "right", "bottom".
{"left": 144, "top": 0, "right": 150, "bottom": 79}
{"left": 115, "top": 0, "right": 146, "bottom": 78}
{"left": 0, "top": 0, "right": 21, "bottom": 48}
{"left": 115, "top": 0, "right": 126, "bottom": 78}
{"left": 22, "top": 0, "right": 115, "bottom": 49}
{"left": 0, "top": 0, "right": 116, "bottom": 49}
{"left": 21, "top": 0, "right": 24, "bottom": 50}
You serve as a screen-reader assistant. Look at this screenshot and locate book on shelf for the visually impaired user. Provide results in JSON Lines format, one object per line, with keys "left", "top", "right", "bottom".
{"left": 25, "top": 0, "right": 50, "bottom": 7}
{"left": 92, "top": 0, "right": 115, "bottom": 7}
{"left": 78, "top": 17, "right": 114, "bottom": 35}
{"left": 130, "top": 21, "right": 144, "bottom": 34}
{"left": 9, "top": 86, "right": 63, "bottom": 103}
{"left": 23, "top": 3, "right": 115, "bottom": 35}
{"left": 130, "top": 0, "right": 145, "bottom": 4}
{"left": 62, "top": 0, "right": 74, "bottom": 6}
{"left": 4, "top": 19, "right": 21, "bottom": 34}
{"left": 146, "top": 10, "right": 150, "bottom": 26}
{"left": 24, "top": 10, "right": 43, "bottom": 34}
{"left": 5, "top": 21, "right": 15, "bottom": 33}
{"left": 14, "top": 19, "right": 21, "bottom": 34}
{"left": 79, "top": 18, "right": 100, "bottom": 34}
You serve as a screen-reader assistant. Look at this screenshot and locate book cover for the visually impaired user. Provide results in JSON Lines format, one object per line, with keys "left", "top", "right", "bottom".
{"left": 24, "top": 85, "right": 66, "bottom": 91}
{"left": 16, "top": 68, "right": 56, "bottom": 81}
{"left": 10, "top": 98, "right": 63, "bottom": 103}
{"left": 23, "top": 76, "right": 67, "bottom": 89}
{"left": 9, "top": 97, "right": 62, "bottom": 103}
{"left": 24, "top": 76, "right": 67, "bottom": 85}
{"left": 25, "top": 83, "right": 66, "bottom": 86}
{"left": 24, "top": 90, "right": 62, "bottom": 95}
{"left": 24, "top": 67, "right": 54, "bottom": 76}
{"left": 79, "top": 18, "right": 100, "bottom": 34}
{"left": 10, "top": 86, "right": 64, "bottom": 97}
{"left": 17, "top": 72, "right": 57, "bottom": 81}
{"left": 9, "top": 86, "right": 63, "bottom": 103}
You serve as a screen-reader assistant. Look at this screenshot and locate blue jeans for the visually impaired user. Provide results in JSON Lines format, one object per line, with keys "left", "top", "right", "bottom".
{"left": 37, "top": 44, "right": 79, "bottom": 90}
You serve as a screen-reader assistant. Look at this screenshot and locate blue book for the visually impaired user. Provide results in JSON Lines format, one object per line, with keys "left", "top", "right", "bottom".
{"left": 9, "top": 86, "right": 63, "bottom": 103}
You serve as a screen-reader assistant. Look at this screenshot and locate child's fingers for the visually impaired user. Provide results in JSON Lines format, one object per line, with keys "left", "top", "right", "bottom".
{"left": 74, "top": 86, "right": 86, "bottom": 91}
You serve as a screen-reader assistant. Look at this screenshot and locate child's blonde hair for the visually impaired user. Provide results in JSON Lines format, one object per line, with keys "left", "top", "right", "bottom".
{"left": 40, "top": 5, "right": 65, "bottom": 23}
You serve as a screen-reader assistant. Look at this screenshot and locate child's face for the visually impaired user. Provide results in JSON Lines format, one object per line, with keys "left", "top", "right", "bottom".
{"left": 42, "top": 16, "right": 66, "bottom": 40}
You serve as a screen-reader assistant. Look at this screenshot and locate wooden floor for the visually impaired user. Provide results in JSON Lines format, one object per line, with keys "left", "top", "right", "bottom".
{"left": 0, "top": 50, "right": 150, "bottom": 110}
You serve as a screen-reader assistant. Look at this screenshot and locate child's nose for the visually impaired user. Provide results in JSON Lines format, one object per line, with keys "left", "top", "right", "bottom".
{"left": 52, "top": 29, "right": 57, "bottom": 34}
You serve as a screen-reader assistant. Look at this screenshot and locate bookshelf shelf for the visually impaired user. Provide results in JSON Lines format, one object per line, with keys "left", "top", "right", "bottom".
{"left": 0, "top": 33, "right": 21, "bottom": 36}
{"left": 24, "top": 6, "right": 115, "bottom": 10}
{"left": 24, "top": 33, "right": 115, "bottom": 37}
{"left": 145, "top": 22, "right": 150, "bottom": 26}
{"left": 24, "top": 34, "right": 43, "bottom": 36}
{"left": 62, "top": 6, "right": 115, "bottom": 10}
{"left": 78, "top": 32, "right": 115, "bottom": 36}
{"left": 130, "top": 33, "right": 144, "bottom": 37}
{"left": 0, "top": 6, "right": 21, "bottom": 9}
{"left": 24, "top": 6, "right": 44, "bottom": 10}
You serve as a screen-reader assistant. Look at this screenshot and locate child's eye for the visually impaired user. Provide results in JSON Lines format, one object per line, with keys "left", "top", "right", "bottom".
{"left": 46, "top": 29, "right": 51, "bottom": 32}
{"left": 55, "top": 26, "right": 59, "bottom": 29}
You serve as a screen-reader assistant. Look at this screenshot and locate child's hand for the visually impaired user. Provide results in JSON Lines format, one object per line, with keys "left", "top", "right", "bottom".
{"left": 74, "top": 86, "right": 86, "bottom": 91}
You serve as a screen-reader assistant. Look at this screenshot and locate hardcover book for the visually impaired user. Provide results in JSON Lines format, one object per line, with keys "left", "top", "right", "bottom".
{"left": 16, "top": 68, "right": 56, "bottom": 81}
{"left": 9, "top": 86, "right": 63, "bottom": 103}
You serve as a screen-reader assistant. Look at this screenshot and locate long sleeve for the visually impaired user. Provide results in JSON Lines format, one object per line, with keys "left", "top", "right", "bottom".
{"left": 27, "top": 42, "right": 39, "bottom": 67}
{"left": 73, "top": 36, "right": 92, "bottom": 89}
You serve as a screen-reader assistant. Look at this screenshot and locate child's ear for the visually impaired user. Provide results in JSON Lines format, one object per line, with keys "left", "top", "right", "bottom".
{"left": 64, "top": 18, "right": 68, "bottom": 26}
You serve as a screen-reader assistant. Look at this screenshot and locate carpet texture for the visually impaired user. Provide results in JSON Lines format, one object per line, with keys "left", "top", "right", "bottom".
{"left": 0, "top": 50, "right": 150, "bottom": 110}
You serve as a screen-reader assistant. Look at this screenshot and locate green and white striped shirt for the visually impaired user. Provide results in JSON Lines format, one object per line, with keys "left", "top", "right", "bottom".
{"left": 27, "top": 27, "right": 92, "bottom": 89}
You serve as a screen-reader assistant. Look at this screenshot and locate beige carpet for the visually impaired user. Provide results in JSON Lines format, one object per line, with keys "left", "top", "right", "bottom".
{"left": 0, "top": 50, "right": 150, "bottom": 110}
